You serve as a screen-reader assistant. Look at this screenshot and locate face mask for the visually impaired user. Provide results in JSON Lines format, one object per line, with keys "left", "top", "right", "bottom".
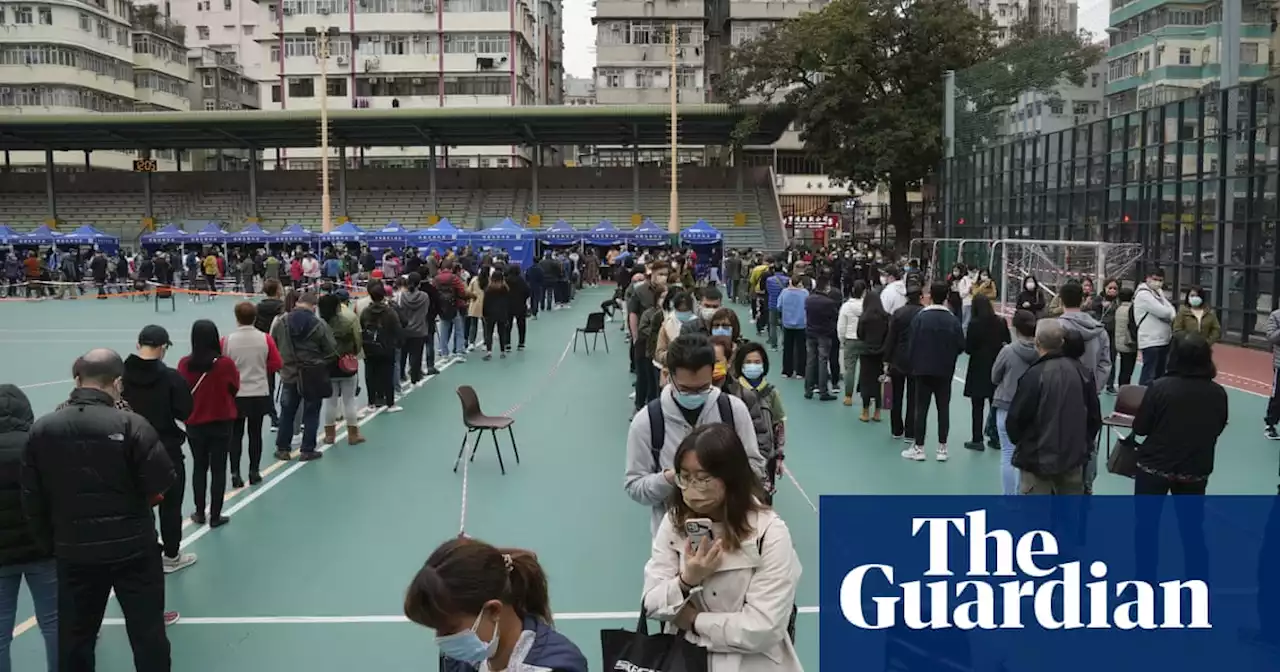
{"left": 675, "top": 311, "right": 694, "bottom": 323}
{"left": 435, "top": 611, "right": 499, "bottom": 665}
{"left": 711, "top": 326, "right": 733, "bottom": 337}
{"left": 879, "top": 275, "right": 889, "bottom": 285}
{"left": 674, "top": 389, "right": 710, "bottom": 411}
{"left": 1189, "top": 296, "right": 1203, "bottom": 307}
{"left": 701, "top": 307, "right": 718, "bottom": 320}
{"left": 1025, "top": 282, "right": 1036, "bottom": 291}
{"left": 742, "top": 363, "right": 764, "bottom": 379}
{"left": 712, "top": 363, "right": 728, "bottom": 382}
{"left": 1148, "top": 280, "right": 1162, "bottom": 291}
{"left": 683, "top": 487, "right": 721, "bottom": 514}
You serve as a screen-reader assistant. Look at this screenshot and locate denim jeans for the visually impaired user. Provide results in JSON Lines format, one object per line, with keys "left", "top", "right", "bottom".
{"left": 438, "top": 314, "right": 467, "bottom": 357}
{"left": 804, "top": 334, "right": 833, "bottom": 394}
{"left": 1139, "top": 345, "right": 1169, "bottom": 385}
{"left": 767, "top": 309, "right": 781, "bottom": 348}
{"left": 996, "top": 408, "right": 1017, "bottom": 495}
{"left": 277, "top": 379, "right": 322, "bottom": 454}
{"left": 0, "top": 559, "right": 57, "bottom": 672}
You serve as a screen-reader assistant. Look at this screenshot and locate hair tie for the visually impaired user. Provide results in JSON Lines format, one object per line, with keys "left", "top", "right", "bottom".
{"left": 502, "top": 553, "right": 513, "bottom": 574}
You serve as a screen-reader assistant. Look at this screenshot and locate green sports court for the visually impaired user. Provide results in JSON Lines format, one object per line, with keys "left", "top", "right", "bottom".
{"left": 4, "top": 288, "right": 1278, "bottom": 670}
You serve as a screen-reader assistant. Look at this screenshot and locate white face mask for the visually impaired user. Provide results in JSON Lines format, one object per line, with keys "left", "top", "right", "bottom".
{"left": 1148, "top": 279, "right": 1163, "bottom": 291}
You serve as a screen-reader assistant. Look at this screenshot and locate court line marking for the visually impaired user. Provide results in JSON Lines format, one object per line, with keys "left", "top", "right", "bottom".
{"left": 12, "top": 358, "right": 457, "bottom": 639}
{"left": 98, "top": 607, "right": 822, "bottom": 626}
{"left": 17, "top": 378, "right": 73, "bottom": 390}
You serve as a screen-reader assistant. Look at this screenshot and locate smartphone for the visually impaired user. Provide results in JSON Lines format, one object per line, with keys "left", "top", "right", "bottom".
{"left": 684, "top": 518, "right": 714, "bottom": 552}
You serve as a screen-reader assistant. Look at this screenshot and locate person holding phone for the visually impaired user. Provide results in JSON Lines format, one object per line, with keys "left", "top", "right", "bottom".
{"left": 641, "top": 424, "right": 803, "bottom": 671}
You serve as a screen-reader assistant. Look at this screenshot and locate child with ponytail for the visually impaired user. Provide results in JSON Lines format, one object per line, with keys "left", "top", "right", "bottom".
{"left": 404, "top": 537, "right": 587, "bottom": 672}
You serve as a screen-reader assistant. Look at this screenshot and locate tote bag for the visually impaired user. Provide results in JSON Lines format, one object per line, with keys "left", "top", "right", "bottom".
{"left": 879, "top": 373, "right": 893, "bottom": 411}
{"left": 601, "top": 608, "right": 708, "bottom": 672}
{"left": 1107, "top": 435, "right": 1141, "bottom": 478}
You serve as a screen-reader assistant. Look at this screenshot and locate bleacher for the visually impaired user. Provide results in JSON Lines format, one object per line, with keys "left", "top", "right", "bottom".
{"left": 0, "top": 166, "right": 787, "bottom": 250}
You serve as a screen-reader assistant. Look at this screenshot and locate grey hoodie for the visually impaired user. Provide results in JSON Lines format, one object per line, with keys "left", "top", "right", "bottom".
{"left": 990, "top": 338, "right": 1039, "bottom": 410}
{"left": 396, "top": 289, "right": 431, "bottom": 337}
{"left": 1057, "top": 311, "right": 1111, "bottom": 393}
{"left": 624, "top": 386, "right": 764, "bottom": 536}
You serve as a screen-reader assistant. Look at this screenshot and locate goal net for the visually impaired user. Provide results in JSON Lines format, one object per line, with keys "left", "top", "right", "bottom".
{"left": 992, "top": 240, "right": 1144, "bottom": 316}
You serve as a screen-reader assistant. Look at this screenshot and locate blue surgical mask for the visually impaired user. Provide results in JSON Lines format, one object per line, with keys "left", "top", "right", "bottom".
{"left": 742, "top": 363, "right": 764, "bottom": 379}
{"left": 675, "top": 311, "right": 694, "bottom": 323}
{"left": 435, "top": 612, "right": 499, "bottom": 666}
{"left": 711, "top": 326, "right": 732, "bottom": 337}
{"left": 1188, "top": 296, "right": 1203, "bottom": 307}
{"left": 675, "top": 389, "right": 710, "bottom": 410}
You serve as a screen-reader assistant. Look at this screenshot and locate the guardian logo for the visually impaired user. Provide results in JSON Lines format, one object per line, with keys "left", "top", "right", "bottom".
{"left": 839, "top": 510, "right": 1211, "bottom": 630}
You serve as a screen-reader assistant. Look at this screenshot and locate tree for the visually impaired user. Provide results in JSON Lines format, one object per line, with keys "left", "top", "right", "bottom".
{"left": 719, "top": 0, "right": 1101, "bottom": 252}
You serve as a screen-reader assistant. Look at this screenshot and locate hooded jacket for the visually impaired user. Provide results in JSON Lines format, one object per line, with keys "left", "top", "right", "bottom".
{"left": 396, "top": 288, "right": 431, "bottom": 337}
{"left": 880, "top": 278, "right": 908, "bottom": 316}
{"left": 989, "top": 338, "right": 1040, "bottom": 410}
{"left": 121, "top": 355, "right": 194, "bottom": 453}
{"left": 271, "top": 308, "right": 337, "bottom": 383}
{"left": 1132, "top": 283, "right": 1175, "bottom": 350}
{"left": 359, "top": 301, "right": 403, "bottom": 356}
{"left": 439, "top": 615, "right": 588, "bottom": 672}
{"left": 1006, "top": 353, "right": 1102, "bottom": 478}
{"left": 254, "top": 297, "right": 285, "bottom": 334}
{"left": 0, "top": 385, "right": 46, "bottom": 567}
{"left": 1057, "top": 311, "right": 1111, "bottom": 393}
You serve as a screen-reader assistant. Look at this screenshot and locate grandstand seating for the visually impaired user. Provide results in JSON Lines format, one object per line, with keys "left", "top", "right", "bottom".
{"left": 0, "top": 167, "right": 789, "bottom": 250}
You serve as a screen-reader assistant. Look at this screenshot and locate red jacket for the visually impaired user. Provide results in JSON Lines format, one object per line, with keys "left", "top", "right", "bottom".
{"left": 177, "top": 356, "right": 240, "bottom": 426}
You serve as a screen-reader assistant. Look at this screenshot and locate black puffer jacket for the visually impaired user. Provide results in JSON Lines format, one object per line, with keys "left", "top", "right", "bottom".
{"left": 0, "top": 385, "right": 46, "bottom": 566}
{"left": 21, "top": 388, "right": 175, "bottom": 563}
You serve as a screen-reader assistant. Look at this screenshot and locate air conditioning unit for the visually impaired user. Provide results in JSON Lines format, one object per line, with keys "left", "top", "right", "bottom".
{"left": 318, "top": 6, "right": 329, "bottom": 13}
{"left": 282, "top": 7, "right": 293, "bottom": 14}
{"left": 336, "top": 55, "right": 348, "bottom": 65}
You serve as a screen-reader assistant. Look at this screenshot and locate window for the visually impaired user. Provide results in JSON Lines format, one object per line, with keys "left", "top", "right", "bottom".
{"left": 287, "top": 77, "right": 315, "bottom": 97}
{"left": 202, "top": 72, "right": 214, "bottom": 87}
{"left": 225, "top": 0, "right": 232, "bottom": 8}
{"left": 197, "top": 25, "right": 210, "bottom": 39}
{"left": 204, "top": 99, "right": 217, "bottom": 110}
{"left": 1177, "top": 47, "right": 1191, "bottom": 65}
{"left": 1241, "top": 42, "right": 1259, "bottom": 64}
{"left": 634, "top": 69, "right": 654, "bottom": 88}
{"left": 326, "top": 76, "right": 346, "bottom": 96}
{"left": 443, "top": 0, "right": 507, "bottom": 11}
{"left": 79, "top": 12, "right": 90, "bottom": 30}
{"left": 496, "top": 157, "right": 510, "bottom": 168}
{"left": 271, "top": 84, "right": 282, "bottom": 102}
{"left": 447, "top": 157, "right": 472, "bottom": 168}
{"left": 1090, "top": 73, "right": 1099, "bottom": 87}
{"left": 675, "top": 69, "right": 695, "bottom": 89}
{"left": 475, "top": 33, "right": 505, "bottom": 53}
{"left": 14, "top": 6, "right": 33, "bottom": 24}
{"left": 116, "top": 27, "right": 128, "bottom": 45}
{"left": 96, "top": 18, "right": 108, "bottom": 38}
{"left": 478, "top": 157, "right": 491, "bottom": 168}
{"left": 37, "top": 7, "right": 51, "bottom": 24}
{"left": 599, "top": 68, "right": 621, "bottom": 88}
{"left": 1049, "top": 100, "right": 1063, "bottom": 115}
{"left": 384, "top": 36, "right": 406, "bottom": 55}
{"left": 243, "top": 24, "right": 254, "bottom": 34}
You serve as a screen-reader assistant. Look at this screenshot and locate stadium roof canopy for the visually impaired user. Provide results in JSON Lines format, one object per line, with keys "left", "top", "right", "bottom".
{"left": 0, "top": 105, "right": 791, "bottom": 151}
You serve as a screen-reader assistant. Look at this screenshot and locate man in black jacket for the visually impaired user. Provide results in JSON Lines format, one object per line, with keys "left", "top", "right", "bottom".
{"left": 22, "top": 349, "right": 175, "bottom": 671}
{"left": 255, "top": 278, "right": 286, "bottom": 428}
{"left": 903, "top": 282, "right": 966, "bottom": 462}
{"left": 884, "top": 282, "right": 924, "bottom": 441}
{"left": 1006, "top": 319, "right": 1102, "bottom": 494}
{"left": 803, "top": 271, "right": 841, "bottom": 401}
{"left": 121, "top": 325, "right": 197, "bottom": 574}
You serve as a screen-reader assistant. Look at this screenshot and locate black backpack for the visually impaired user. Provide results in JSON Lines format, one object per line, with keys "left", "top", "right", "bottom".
{"left": 1127, "top": 290, "right": 1150, "bottom": 341}
{"left": 361, "top": 310, "right": 393, "bottom": 357}
{"left": 435, "top": 276, "right": 459, "bottom": 319}
{"left": 647, "top": 394, "right": 735, "bottom": 473}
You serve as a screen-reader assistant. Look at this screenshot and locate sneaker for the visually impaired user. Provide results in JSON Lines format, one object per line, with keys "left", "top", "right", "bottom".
{"left": 164, "top": 611, "right": 180, "bottom": 627}
{"left": 500, "top": 352, "right": 506, "bottom": 359}
{"left": 162, "top": 553, "right": 197, "bottom": 574}
{"left": 963, "top": 441, "right": 984, "bottom": 452}
{"left": 1266, "top": 425, "right": 1280, "bottom": 440}
{"left": 426, "top": 367, "right": 440, "bottom": 376}
{"left": 454, "top": 356, "right": 467, "bottom": 364}
{"left": 936, "top": 445, "right": 949, "bottom": 461}
{"left": 386, "top": 405, "right": 404, "bottom": 413}
{"left": 273, "top": 449, "right": 292, "bottom": 461}
{"left": 901, "top": 445, "right": 926, "bottom": 461}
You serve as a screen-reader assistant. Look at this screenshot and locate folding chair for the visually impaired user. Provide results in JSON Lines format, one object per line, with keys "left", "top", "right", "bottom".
{"left": 454, "top": 385, "right": 519, "bottom": 475}
{"left": 154, "top": 285, "right": 176, "bottom": 312}
{"left": 573, "top": 312, "right": 609, "bottom": 354}
{"left": 1102, "top": 384, "right": 1145, "bottom": 456}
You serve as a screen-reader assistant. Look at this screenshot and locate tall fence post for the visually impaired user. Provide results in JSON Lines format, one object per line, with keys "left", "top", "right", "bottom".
{"left": 943, "top": 70, "right": 956, "bottom": 241}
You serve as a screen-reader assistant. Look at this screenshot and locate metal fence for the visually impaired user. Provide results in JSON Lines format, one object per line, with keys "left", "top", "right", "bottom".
{"left": 940, "top": 74, "right": 1280, "bottom": 346}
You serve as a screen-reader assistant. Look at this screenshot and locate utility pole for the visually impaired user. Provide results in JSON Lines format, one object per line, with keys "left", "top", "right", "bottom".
{"left": 668, "top": 21, "right": 678, "bottom": 235}
{"left": 309, "top": 26, "right": 339, "bottom": 233}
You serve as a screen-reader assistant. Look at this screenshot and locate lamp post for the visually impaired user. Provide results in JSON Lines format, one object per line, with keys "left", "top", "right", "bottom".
{"left": 307, "top": 26, "right": 341, "bottom": 233}
{"left": 667, "top": 21, "right": 678, "bottom": 236}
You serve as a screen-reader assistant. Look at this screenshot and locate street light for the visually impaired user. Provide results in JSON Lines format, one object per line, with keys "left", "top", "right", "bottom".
{"left": 305, "top": 26, "right": 341, "bottom": 233}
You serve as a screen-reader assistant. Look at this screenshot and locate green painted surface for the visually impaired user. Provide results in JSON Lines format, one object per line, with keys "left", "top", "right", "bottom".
{"left": 4, "top": 291, "right": 1277, "bottom": 670}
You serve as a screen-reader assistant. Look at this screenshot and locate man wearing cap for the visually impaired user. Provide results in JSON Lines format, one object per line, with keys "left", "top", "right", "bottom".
{"left": 121, "top": 326, "right": 197, "bottom": 574}
{"left": 271, "top": 291, "right": 337, "bottom": 461}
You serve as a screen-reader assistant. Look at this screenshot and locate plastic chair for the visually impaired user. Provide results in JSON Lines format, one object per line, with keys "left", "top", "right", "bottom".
{"left": 574, "top": 312, "right": 609, "bottom": 354}
{"left": 1102, "top": 384, "right": 1145, "bottom": 456}
{"left": 454, "top": 385, "right": 519, "bottom": 475}
{"left": 154, "top": 285, "right": 175, "bottom": 312}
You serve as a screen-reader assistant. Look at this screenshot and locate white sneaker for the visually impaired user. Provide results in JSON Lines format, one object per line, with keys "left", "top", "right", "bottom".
{"left": 936, "top": 445, "right": 949, "bottom": 462}
{"left": 359, "top": 406, "right": 375, "bottom": 418}
{"left": 386, "top": 405, "right": 404, "bottom": 413}
{"left": 901, "top": 445, "right": 925, "bottom": 461}
{"left": 163, "top": 552, "right": 197, "bottom": 574}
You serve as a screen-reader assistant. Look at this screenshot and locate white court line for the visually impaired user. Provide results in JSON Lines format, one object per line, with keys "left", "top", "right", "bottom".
{"left": 99, "top": 607, "right": 822, "bottom": 626}
{"left": 18, "top": 378, "right": 73, "bottom": 390}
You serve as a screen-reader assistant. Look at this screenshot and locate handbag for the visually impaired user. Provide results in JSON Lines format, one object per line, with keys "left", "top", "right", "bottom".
{"left": 337, "top": 353, "right": 359, "bottom": 374}
{"left": 879, "top": 373, "right": 893, "bottom": 411}
{"left": 601, "top": 608, "right": 708, "bottom": 672}
{"left": 1107, "top": 434, "right": 1141, "bottom": 478}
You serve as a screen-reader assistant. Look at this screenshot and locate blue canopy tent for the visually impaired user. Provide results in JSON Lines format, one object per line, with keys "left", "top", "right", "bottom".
{"left": 680, "top": 219, "right": 724, "bottom": 281}
{"left": 538, "top": 219, "right": 581, "bottom": 247}
{"left": 191, "top": 222, "right": 231, "bottom": 245}
{"left": 0, "top": 225, "right": 19, "bottom": 246}
{"left": 414, "top": 219, "right": 462, "bottom": 254}
{"left": 366, "top": 221, "right": 412, "bottom": 252}
{"left": 228, "top": 223, "right": 273, "bottom": 246}
{"left": 140, "top": 223, "right": 188, "bottom": 247}
{"left": 16, "top": 224, "right": 61, "bottom": 247}
{"left": 276, "top": 223, "right": 315, "bottom": 245}
{"left": 627, "top": 219, "right": 668, "bottom": 248}
{"left": 320, "top": 222, "right": 365, "bottom": 244}
{"left": 469, "top": 218, "right": 534, "bottom": 269}
{"left": 61, "top": 225, "right": 121, "bottom": 252}
{"left": 585, "top": 219, "right": 625, "bottom": 247}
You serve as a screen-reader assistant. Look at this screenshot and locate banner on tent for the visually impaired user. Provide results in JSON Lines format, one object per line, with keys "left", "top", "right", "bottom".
{"left": 785, "top": 214, "right": 839, "bottom": 230}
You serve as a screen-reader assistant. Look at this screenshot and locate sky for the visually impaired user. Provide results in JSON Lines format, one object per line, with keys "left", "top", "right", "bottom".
{"left": 557, "top": 0, "right": 1114, "bottom": 81}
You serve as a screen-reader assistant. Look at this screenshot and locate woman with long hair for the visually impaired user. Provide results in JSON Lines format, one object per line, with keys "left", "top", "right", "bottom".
{"left": 177, "top": 319, "right": 241, "bottom": 528}
{"left": 403, "top": 538, "right": 587, "bottom": 672}
{"left": 482, "top": 271, "right": 511, "bottom": 360}
{"left": 504, "top": 265, "right": 530, "bottom": 351}
{"left": 855, "top": 286, "right": 891, "bottom": 422}
{"left": 318, "top": 293, "right": 364, "bottom": 446}
{"left": 642, "top": 423, "right": 803, "bottom": 670}
{"left": 963, "top": 294, "right": 1010, "bottom": 451}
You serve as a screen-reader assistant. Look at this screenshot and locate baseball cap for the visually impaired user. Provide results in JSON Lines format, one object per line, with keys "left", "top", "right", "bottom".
{"left": 138, "top": 325, "right": 171, "bottom": 348}
{"left": 333, "top": 288, "right": 351, "bottom": 303}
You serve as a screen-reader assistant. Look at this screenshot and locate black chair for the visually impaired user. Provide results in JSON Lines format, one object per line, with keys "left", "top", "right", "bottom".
{"left": 154, "top": 285, "right": 175, "bottom": 312}
{"left": 454, "top": 385, "right": 519, "bottom": 475}
{"left": 574, "top": 312, "right": 609, "bottom": 354}
{"left": 1103, "top": 384, "right": 1145, "bottom": 456}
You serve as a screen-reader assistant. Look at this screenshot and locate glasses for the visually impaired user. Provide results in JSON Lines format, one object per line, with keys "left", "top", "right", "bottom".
{"left": 674, "top": 384, "right": 712, "bottom": 396}
{"left": 675, "top": 472, "right": 717, "bottom": 490}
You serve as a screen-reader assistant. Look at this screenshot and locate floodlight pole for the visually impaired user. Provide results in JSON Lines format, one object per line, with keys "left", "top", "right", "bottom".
{"left": 317, "top": 29, "right": 333, "bottom": 234}
{"left": 668, "top": 22, "right": 678, "bottom": 236}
